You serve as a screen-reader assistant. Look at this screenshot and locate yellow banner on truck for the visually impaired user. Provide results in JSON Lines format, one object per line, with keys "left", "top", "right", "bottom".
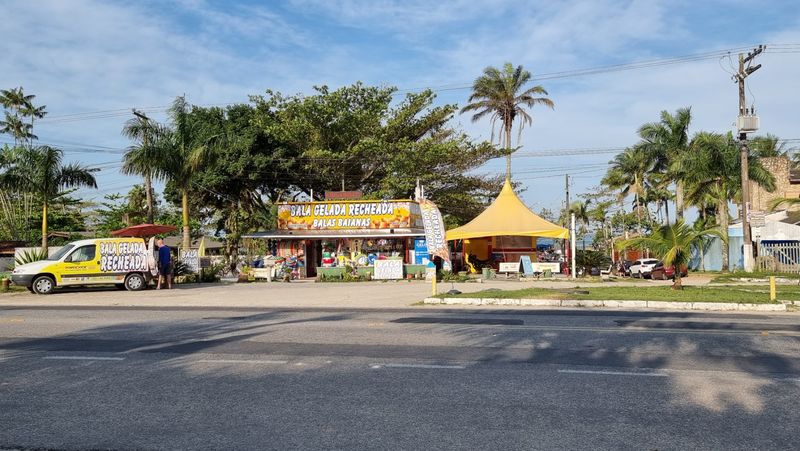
{"left": 277, "top": 200, "right": 423, "bottom": 230}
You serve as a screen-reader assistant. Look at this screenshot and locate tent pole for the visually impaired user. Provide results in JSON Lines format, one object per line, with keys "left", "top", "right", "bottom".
{"left": 571, "top": 213, "right": 577, "bottom": 279}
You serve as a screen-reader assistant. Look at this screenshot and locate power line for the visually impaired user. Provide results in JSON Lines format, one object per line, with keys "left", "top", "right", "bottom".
{"left": 25, "top": 43, "right": 800, "bottom": 125}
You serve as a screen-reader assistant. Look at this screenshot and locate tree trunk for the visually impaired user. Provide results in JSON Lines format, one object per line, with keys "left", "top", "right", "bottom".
{"left": 145, "top": 171, "right": 154, "bottom": 224}
{"left": 700, "top": 245, "right": 706, "bottom": 272}
{"left": 181, "top": 189, "right": 191, "bottom": 250}
{"left": 40, "top": 200, "right": 48, "bottom": 252}
{"left": 505, "top": 122, "right": 512, "bottom": 180}
{"left": 664, "top": 200, "right": 670, "bottom": 224}
{"left": 672, "top": 270, "right": 683, "bottom": 290}
{"left": 675, "top": 181, "right": 685, "bottom": 221}
{"left": 719, "top": 197, "right": 730, "bottom": 272}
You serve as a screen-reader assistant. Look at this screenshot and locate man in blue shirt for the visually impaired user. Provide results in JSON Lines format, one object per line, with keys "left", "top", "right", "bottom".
{"left": 156, "top": 238, "right": 173, "bottom": 289}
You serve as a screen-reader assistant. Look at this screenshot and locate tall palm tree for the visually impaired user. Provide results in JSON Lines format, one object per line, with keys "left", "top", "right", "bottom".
{"left": 19, "top": 102, "right": 46, "bottom": 148}
{"left": 638, "top": 107, "right": 691, "bottom": 221}
{"left": 122, "top": 117, "right": 167, "bottom": 223}
{"left": 0, "top": 146, "right": 97, "bottom": 250}
{"left": 0, "top": 113, "right": 34, "bottom": 146}
{"left": 460, "top": 63, "right": 554, "bottom": 179}
{"left": 601, "top": 144, "right": 650, "bottom": 232}
{"left": 0, "top": 87, "right": 34, "bottom": 116}
{"left": 159, "top": 96, "right": 219, "bottom": 250}
{"left": 682, "top": 132, "right": 775, "bottom": 271}
{"left": 620, "top": 220, "right": 722, "bottom": 289}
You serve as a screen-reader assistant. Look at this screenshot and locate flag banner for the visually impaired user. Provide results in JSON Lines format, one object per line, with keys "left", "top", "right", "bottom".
{"left": 418, "top": 199, "right": 449, "bottom": 262}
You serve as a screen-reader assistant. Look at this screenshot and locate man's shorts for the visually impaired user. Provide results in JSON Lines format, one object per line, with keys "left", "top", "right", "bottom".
{"left": 158, "top": 263, "right": 173, "bottom": 276}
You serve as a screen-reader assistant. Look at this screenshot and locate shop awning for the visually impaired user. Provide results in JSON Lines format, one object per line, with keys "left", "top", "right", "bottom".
{"left": 244, "top": 228, "right": 426, "bottom": 239}
{"left": 446, "top": 179, "right": 569, "bottom": 241}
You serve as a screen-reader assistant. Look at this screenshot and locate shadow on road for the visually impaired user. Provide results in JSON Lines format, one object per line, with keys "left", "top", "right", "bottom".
{"left": 0, "top": 308, "right": 798, "bottom": 449}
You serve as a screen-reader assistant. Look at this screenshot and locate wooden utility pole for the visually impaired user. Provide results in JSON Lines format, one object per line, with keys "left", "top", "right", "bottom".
{"left": 735, "top": 45, "right": 764, "bottom": 272}
{"left": 132, "top": 109, "right": 154, "bottom": 224}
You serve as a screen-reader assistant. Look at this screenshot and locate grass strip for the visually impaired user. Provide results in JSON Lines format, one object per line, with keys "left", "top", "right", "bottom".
{"left": 439, "top": 285, "right": 797, "bottom": 304}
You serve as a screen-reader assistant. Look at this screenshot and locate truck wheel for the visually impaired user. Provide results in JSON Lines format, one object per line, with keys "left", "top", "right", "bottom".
{"left": 124, "top": 273, "right": 146, "bottom": 291}
{"left": 32, "top": 275, "right": 55, "bottom": 295}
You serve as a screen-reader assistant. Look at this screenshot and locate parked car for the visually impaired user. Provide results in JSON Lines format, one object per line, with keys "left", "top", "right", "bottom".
{"left": 650, "top": 261, "right": 689, "bottom": 280}
{"left": 628, "top": 258, "right": 660, "bottom": 278}
{"left": 12, "top": 237, "right": 154, "bottom": 294}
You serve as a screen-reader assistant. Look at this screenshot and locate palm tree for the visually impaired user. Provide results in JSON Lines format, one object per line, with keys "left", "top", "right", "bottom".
{"left": 19, "top": 102, "right": 46, "bottom": 148}
{"left": 0, "top": 113, "right": 34, "bottom": 146}
{"left": 122, "top": 117, "right": 167, "bottom": 223}
{"left": 602, "top": 144, "right": 650, "bottom": 232}
{"left": 620, "top": 220, "right": 722, "bottom": 289}
{"left": 638, "top": 107, "right": 692, "bottom": 221}
{"left": 0, "top": 146, "right": 97, "bottom": 250}
{"left": 750, "top": 133, "right": 788, "bottom": 158}
{"left": 681, "top": 132, "right": 775, "bottom": 271}
{"left": 460, "top": 63, "right": 554, "bottom": 179}
{"left": 159, "top": 96, "right": 220, "bottom": 250}
{"left": 0, "top": 87, "right": 34, "bottom": 116}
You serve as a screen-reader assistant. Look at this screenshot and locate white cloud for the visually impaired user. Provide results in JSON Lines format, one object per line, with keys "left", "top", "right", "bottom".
{"left": 1, "top": 0, "right": 798, "bottom": 210}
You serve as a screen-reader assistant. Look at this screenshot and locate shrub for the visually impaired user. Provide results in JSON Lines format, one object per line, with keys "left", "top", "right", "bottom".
{"left": 15, "top": 248, "right": 48, "bottom": 266}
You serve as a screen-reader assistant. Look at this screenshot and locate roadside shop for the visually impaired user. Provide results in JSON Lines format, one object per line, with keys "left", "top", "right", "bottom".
{"left": 244, "top": 198, "right": 429, "bottom": 279}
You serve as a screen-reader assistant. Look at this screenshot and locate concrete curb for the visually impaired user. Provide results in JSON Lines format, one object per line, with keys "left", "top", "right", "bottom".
{"left": 423, "top": 297, "right": 787, "bottom": 312}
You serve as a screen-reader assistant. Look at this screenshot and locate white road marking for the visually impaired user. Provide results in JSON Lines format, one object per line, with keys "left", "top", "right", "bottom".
{"left": 558, "top": 369, "right": 668, "bottom": 377}
{"left": 43, "top": 356, "right": 125, "bottom": 361}
{"left": 197, "top": 359, "right": 288, "bottom": 364}
{"left": 371, "top": 363, "right": 466, "bottom": 370}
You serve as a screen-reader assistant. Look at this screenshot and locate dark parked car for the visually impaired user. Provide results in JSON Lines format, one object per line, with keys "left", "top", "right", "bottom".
{"left": 650, "top": 261, "right": 689, "bottom": 280}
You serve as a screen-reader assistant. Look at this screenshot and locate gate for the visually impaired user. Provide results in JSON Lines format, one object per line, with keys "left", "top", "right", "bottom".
{"left": 757, "top": 242, "right": 800, "bottom": 274}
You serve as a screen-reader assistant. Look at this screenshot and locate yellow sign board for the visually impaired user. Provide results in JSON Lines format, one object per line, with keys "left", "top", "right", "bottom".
{"left": 277, "top": 200, "right": 422, "bottom": 230}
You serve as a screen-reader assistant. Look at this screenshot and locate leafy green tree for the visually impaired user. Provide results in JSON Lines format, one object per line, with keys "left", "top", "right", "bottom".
{"left": 460, "top": 63, "right": 554, "bottom": 179}
{"left": 681, "top": 132, "right": 775, "bottom": 271}
{"left": 0, "top": 146, "right": 97, "bottom": 250}
{"left": 252, "top": 84, "right": 504, "bottom": 226}
{"left": 638, "top": 107, "right": 691, "bottom": 221}
{"left": 620, "top": 220, "right": 722, "bottom": 289}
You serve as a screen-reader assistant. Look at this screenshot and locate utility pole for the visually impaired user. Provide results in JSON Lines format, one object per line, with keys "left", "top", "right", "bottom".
{"left": 565, "top": 174, "right": 570, "bottom": 223}
{"left": 565, "top": 174, "right": 571, "bottom": 275}
{"left": 734, "top": 45, "right": 764, "bottom": 272}
{"left": 132, "top": 109, "right": 154, "bottom": 224}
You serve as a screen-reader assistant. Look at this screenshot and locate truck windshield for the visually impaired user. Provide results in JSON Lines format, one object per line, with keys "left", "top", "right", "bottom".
{"left": 47, "top": 244, "right": 75, "bottom": 261}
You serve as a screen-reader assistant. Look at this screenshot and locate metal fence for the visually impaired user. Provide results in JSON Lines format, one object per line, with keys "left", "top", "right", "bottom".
{"left": 757, "top": 242, "right": 800, "bottom": 274}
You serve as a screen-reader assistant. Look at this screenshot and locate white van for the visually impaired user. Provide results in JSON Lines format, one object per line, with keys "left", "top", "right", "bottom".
{"left": 11, "top": 237, "right": 156, "bottom": 294}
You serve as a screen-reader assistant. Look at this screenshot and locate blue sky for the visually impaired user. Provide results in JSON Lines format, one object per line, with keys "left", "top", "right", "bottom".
{"left": 2, "top": 0, "right": 799, "bottom": 216}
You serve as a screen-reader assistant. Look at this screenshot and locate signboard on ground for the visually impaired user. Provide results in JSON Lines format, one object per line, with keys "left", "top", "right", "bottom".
{"left": 277, "top": 201, "right": 423, "bottom": 230}
{"left": 519, "top": 255, "right": 534, "bottom": 276}
{"left": 498, "top": 262, "right": 519, "bottom": 273}
{"left": 180, "top": 249, "right": 200, "bottom": 273}
{"left": 414, "top": 238, "right": 429, "bottom": 265}
{"left": 374, "top": 259, "right": 404, "bottom": 280}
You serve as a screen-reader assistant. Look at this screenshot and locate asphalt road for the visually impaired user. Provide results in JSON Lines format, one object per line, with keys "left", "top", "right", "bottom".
{"left": 1, "top": 306, "right": 799, "bottom": 450}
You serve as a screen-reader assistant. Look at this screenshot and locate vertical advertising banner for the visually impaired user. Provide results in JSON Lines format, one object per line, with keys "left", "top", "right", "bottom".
{"left": 418, "top": 199, "right": 449, "bottom": 262}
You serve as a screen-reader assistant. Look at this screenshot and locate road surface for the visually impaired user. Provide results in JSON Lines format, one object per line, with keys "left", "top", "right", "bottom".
{"left": 1, "top": 305, "right": 798, "bottom": 450}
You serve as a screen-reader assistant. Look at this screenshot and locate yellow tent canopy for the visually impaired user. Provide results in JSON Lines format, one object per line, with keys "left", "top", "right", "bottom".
{"left": 446, "top": 179, "right": 570, "bottom": 240}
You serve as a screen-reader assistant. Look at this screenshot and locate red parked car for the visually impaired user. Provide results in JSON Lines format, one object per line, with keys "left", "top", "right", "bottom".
{"left": 650, "top": 261, "right": 688, "bottom": 280}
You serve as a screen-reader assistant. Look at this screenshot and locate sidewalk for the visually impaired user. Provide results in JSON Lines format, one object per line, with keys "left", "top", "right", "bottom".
{"left": 0, "top": 275, "right": 785, "bottom": 312}
{"left": 0, "top": 277, "right": 688, "bottom": 309}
